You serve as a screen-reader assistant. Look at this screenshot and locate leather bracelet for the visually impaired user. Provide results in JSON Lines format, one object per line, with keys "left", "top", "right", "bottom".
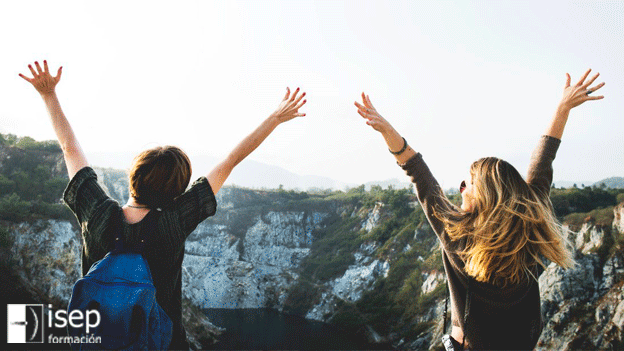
{"left": 389, "top": 137, "right": 408, "bottom": 155}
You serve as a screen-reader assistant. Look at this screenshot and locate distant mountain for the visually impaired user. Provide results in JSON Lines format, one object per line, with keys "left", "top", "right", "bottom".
{"left": 88, "top": 151, "right": 352, "bottom": 191}
{"left": 88, "top": 152, "right": 411, "bottom": 191}
{"left": 592, "top": 177, "right": 624, "bottom": 189}
{"left": 553, "top": 178, "right": 624, "bottom": 189}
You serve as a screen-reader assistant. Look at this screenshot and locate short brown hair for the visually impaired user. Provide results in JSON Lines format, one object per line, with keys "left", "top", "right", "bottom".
{"left": 129, "top": 146, "right": 192, "bottom": 209}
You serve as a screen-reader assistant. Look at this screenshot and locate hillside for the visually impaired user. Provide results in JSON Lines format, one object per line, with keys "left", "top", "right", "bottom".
{"left": 2, "top": 133, "right": 624, "bottom": 350}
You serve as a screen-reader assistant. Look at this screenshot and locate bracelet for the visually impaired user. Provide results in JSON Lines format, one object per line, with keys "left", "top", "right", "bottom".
{"left": 389, "top": 137, "right": 408, "bottom": 155}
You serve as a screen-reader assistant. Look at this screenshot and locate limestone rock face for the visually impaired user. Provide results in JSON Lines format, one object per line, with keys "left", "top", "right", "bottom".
{"left": 421, "top": 271, "right": 445, "bottom": 295}
{"left": 9, "top": 220, "right": 81, "bottom": 304}
{"left": 305, "top": 255, "right": 390, "bottom": 321}
{"left": 362, "top": 202, "right": 384, "bottom": 232}
{"left": 536, "top": 214, "right": 624, "bottom": 350}
{"left": 182, "top": 210, "right": 328, "bottom": 309}
{"left": 573, "top": 222, "right": 605, "bottom": 254}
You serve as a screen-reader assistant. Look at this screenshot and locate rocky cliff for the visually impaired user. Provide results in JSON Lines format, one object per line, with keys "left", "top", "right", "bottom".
{"left": 3, "top": 159, "right": 624, "bottom": 349}
{"left": 536, "top": 210, "right": 624, "bottom": 350}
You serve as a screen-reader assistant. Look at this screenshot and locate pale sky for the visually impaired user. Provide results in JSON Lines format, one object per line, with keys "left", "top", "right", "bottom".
{"left": 1, "top": 0, "right": 622, "bottom": 189}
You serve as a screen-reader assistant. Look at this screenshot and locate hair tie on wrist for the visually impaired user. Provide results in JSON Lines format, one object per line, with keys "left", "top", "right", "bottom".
{"left": 389, "top": 137, "right": 408, "bottom": 155}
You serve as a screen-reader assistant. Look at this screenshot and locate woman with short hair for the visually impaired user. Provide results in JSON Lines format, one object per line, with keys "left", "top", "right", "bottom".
{"left": 20, "top": 60, "right": 306, "bottom": 349}
{"left": 354, "top": 69, "right": 604, "bottom": 349}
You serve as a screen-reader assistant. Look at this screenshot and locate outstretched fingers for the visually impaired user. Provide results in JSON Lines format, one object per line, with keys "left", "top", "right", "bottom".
{"left": 354, "top": 101, "right": 376, "bottom": 117}
{"left": 583, "top": 72, "right": 600, "bottom": 88}
{"left": 576, "top": 68, "right": 592, "bottom": 86}
{"left": 293, "top": 91, "right": 306, "bottom": 106}
{"left": 20, "top": 60, "right": 62, "bottom": 94}
{"left": 274, "top": 87, "right": 307, "bottom": 121}
{"left": 294, "top": 97, "right": 307, "bottom": 111}
{"left": 289, "top": 87, "right": 301, "bottom": 102}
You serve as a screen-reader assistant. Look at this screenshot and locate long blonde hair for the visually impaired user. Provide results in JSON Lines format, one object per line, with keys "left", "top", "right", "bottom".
{"left": 436, "top": 157, "right": 574, "bottom": 287}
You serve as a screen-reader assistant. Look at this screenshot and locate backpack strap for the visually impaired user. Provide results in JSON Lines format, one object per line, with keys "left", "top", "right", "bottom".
{"left": 442, "top": 278, "right": 471, "bottom": 350}
{"left": 443, "top": 289, "right": 449, "bottom": 334}
{"left": 461, "top": 279, "right": 470, "bottom": 349}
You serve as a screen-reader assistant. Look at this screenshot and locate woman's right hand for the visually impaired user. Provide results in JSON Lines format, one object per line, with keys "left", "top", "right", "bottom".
{"left": 19, "top": 60, "right": 63, "bottom": 96}
{"left": 354, "top": 92, "right": 394, "bottom": 135}
{"left": 270, "top": 87, "right": 307, "bottom": 123}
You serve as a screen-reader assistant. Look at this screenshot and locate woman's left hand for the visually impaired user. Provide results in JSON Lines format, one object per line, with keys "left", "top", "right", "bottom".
{"left": 19, "top": 60, "right": 63, "bottom": 96}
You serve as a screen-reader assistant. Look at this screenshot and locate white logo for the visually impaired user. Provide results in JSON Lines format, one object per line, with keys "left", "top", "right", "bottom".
{"left": 7, "top": 304, "right": 102, "bottom": 345}
{"left": 7, "top": 304, "right": 44, "bottom": 343}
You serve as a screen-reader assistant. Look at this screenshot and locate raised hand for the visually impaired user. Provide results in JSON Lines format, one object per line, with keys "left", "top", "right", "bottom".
{"left": 270, "top": 87, "right": 307, "bottom": 123}
{"left": 544, "top": 69, "right": 606, "bottom": 140}
{"left": 19, "top": 60, "right": 63, "bottom": 96}
{"left": 560, "top": 69, "right": 605, "bottom": 110}
{"left": 354, "top": 92, "right": 414, "bottom": 162}
{"left": 354, "top": 92, "right": 393, "bottom": 134}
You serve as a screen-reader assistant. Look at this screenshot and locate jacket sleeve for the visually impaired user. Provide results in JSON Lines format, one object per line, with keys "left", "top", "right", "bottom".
{"left": 174, "top": 176, "right": 217, "bottom": 236}
{"left": 526, "top": 136, "right": 561, "bottom": 197}
{"left": 400, "top": 153, "right": 458, "bottom": 249}
{"left": 63, "top": 166, "right": 118, "bottom": 255}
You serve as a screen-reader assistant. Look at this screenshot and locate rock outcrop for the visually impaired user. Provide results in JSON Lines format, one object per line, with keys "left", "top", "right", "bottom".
{"left": 536, "top": 204, "right": 624, "bottom": 350}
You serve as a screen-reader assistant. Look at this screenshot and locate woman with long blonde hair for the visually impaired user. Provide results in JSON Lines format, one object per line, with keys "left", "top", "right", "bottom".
{"left": 355, "top": 69, "right": 604, "bottom": 349}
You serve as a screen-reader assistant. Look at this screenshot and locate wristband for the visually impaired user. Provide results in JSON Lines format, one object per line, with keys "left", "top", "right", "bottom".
{"left": 389, "top": 137, "right": 408, "bottom": 155}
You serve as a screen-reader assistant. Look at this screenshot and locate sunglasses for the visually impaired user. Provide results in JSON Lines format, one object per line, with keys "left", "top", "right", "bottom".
{"left": 460, "top": 180, "right": 466, "bottom": 193}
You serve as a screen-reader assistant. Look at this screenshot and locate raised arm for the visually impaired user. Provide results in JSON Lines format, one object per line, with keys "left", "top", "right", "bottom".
{"left": 19, "top": 61, "right": 88, "bottom": 178}
{"left": 544, "top": 69, "right": 605, "bottom": 139}
{"left": 354, "top": 93, "right": 456, "bottom": 245}
{"left": 207, "top": 87, "right": 306, "bottom": 194}
{"left": 528, "top": 69, "right": 605, "bottom": 192}
{"left": 354, "top": 93, "right": 416, "bottom": 164}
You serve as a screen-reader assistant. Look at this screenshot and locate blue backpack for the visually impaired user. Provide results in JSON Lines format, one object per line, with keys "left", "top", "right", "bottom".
{"left": 67, "top": 211, "right": 172, "bottom": 350}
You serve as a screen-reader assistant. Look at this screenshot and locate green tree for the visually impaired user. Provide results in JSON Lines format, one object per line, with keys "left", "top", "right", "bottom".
{"left": 348, "top": 184, "right": 366, "bottom": 195}
{"left": 0, "top": 193, "right": 31, "bottom": 222}
{"left": 15, "top": 136, "right": 38, "bottom": 150}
